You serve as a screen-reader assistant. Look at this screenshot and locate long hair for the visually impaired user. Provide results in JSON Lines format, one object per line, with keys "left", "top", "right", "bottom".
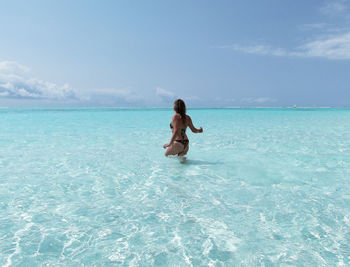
{"left": 173, "top": 99, "right": 187, "bottom": 124}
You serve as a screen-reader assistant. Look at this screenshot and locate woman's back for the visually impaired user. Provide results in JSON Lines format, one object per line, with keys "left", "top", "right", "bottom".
{"left": 170, "top": 113, "right": 188, "bottom": 141}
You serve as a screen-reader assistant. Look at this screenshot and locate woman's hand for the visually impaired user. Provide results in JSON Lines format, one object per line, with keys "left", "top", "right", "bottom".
{"left": 163, "top": 143, "right": 169, "bottom": 149}
{"left": 198, "top": 127, "right": 203, "bottom": 133}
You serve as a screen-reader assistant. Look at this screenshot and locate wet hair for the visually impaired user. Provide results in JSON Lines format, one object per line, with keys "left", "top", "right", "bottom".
{"left": 173, "top": 99, "right": 187, "bottom": 124}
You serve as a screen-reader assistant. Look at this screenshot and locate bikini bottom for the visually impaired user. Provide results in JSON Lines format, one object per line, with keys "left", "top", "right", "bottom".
{"left": 175, "top": 139, "right": 189, "bottom": 149}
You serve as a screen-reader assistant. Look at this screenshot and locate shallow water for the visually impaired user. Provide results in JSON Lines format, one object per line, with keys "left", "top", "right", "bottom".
{"left": 1, "top": 108, "right": 350, "bottom": 266}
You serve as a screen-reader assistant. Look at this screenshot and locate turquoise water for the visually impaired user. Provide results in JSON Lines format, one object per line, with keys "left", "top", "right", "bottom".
{"left": 1, "top": 108, "right": 350, "bottom": 266}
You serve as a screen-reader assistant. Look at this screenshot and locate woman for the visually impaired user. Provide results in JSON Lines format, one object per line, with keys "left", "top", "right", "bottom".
{"left": 163, "top": 99, "right": 203, "bottom": 157}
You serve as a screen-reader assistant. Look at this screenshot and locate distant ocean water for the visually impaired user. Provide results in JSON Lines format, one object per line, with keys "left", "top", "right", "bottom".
{"left": 1, "top": 108, "right": 350, "bottom": 266}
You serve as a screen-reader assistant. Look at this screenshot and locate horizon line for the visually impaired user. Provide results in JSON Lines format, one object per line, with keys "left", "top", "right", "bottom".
{"left": 1, "top": 106, "right": 349, "bottom": 110}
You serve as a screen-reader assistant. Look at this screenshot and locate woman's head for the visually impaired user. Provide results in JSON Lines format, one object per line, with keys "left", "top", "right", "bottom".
{"left": 173, "top": 99, "right": 186, "bottom": 123}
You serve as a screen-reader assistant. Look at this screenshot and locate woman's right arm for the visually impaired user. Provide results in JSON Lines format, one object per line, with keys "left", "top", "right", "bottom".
{"left": 187, "top": 116, "right": 203, "bottom": 133}
{"left": 163, "top": 115, "right": 180, "bottom": 148}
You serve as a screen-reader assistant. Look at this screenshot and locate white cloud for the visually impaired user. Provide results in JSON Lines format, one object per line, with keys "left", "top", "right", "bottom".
{"left": 84, "top": 88, "right": 141, "bottom": 101}
{"left": 79, "top": 87, "right": 147, "bottom": 106}
{"left": 220, "top": 0, "right": 350, "bottom": 61}
{"left": 298, "top": 23, "right": 329, "bottom": 31}
{"left": 0, "top": 91, "right": 9, "bottom": 97}
{"left": 0, "top": 61, "right": 76, "bottom": 99}
{"left": 156, "top": 87, "right": 174, "bottom": 98}
{"left": 214, "top": 96, "right": 235, "bottom": 103}
{"left": 241, "top": 97, "right": 277, "bottom": 104}
{"left": 155, "top": 87, "right": 175, "bottom": 103}
{"left": 183, "top": 95, "right": 201, "bottom": 101}
{"left": 298, "top": 32, "right": 350, "bottom": 59}
{"left": 221, "top": 44, "right": 288, "bottom": 57}
{"left": 222, "top": 31, "right": 350, "bottom": 60}
{"left": 320, "top": 0, "right": 349, "bottom": 17}
{"left": 84, "top": 87, "right": 199, "bottom": 106}
{"left": 0, "top": 61, "right": 30, "bottom": 74}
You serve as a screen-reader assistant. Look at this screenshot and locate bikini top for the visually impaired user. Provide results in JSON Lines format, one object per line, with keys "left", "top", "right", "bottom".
{"left": 170, "top": 123, "right": 186, "bottom": 139}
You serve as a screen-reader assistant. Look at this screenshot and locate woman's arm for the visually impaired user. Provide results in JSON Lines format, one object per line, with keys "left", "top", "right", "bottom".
{"left": 187, "top": 116, "right": 203, "bottom": 133}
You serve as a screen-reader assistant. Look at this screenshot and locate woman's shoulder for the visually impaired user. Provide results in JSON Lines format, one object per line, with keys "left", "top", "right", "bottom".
{"left": 172, "top": 113, "right": 181, "bottom": 120}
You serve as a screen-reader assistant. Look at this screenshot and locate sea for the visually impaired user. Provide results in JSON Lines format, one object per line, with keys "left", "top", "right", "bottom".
{"left": 1, "top": 108, "right": 350, "bottom": 266}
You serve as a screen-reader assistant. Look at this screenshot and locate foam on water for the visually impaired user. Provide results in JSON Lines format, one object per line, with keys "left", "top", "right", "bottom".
{"left": 1, "top": 108, "right": 350, "bottom": 265}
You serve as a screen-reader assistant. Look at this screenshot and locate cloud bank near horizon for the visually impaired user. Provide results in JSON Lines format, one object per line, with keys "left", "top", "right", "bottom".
{"left": 0, "top": 61, "right": 284, "bottom": 107}
{"left": 0, "top": 61, "right": 77, "bottom": 100}
{"left": 240, "top": 97, "right": 277, "bottom": 104}
{"left": 0, "top": 61, "right": 210, "bottom": 107}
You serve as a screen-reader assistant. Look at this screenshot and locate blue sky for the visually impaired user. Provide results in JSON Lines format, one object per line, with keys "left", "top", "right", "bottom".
{"left": 0, "top": 0, "right": 350, "bottom": 107}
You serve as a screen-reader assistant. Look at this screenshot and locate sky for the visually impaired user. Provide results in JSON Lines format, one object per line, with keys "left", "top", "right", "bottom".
{"left": 0, "top": 0, "right": 350, "bottom": 107}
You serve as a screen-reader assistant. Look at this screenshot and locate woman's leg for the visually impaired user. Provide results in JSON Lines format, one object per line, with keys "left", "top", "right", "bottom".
{"left": 165, "top": 142, "right": 185, "bottom": 156}
{"left": 178, "top": 144, "right": 189, "bottom": 156}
